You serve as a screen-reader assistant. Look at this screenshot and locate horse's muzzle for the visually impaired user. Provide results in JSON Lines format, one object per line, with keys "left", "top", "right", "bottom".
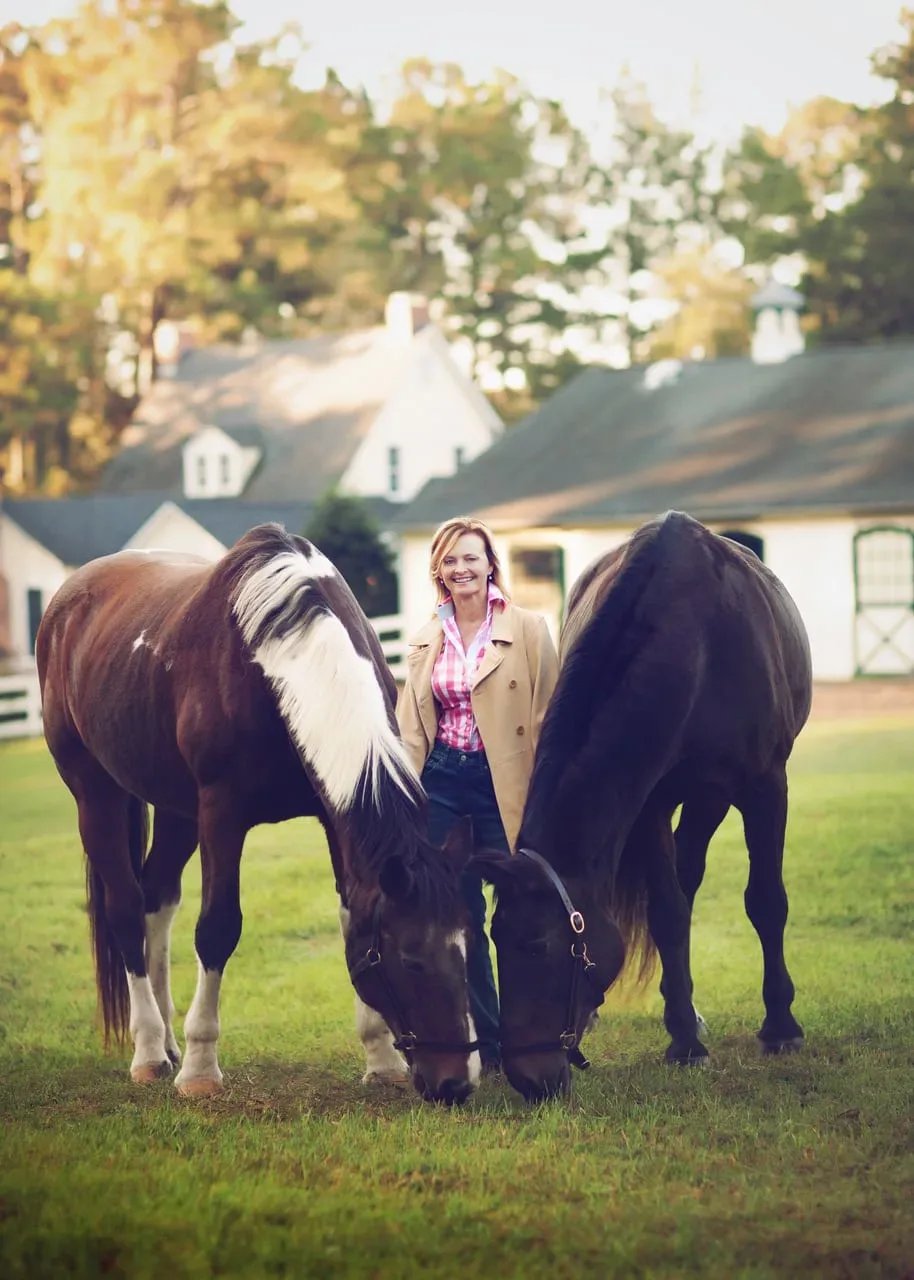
{"left": 504, "top": 1056, "right": 571, "bottom": 1103}
{"left": 413, "top": 1070, "right": 475, "bottom": 1106}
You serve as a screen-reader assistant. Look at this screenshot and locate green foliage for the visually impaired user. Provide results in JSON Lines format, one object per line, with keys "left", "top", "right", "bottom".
{"left": 6, "top": 2, "right": 914, "bottom": 493}
{"left": 303, "top": 490, "right": 398, "bottom": 617}
{"left": 1, "top": 717, "right": 913, "bottom": 1277}
{"left": 800, "top": 13, "right": 914, "bottom": 343}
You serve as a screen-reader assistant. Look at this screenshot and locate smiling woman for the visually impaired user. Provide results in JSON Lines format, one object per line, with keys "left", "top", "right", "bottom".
{"left": 397, "top": 517, "right": 560, "bottom": 1073}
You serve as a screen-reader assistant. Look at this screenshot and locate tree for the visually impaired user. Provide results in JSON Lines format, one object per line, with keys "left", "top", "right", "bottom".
{"left": 645, "top": 245, "right": 752, "bottom": 361}
{"left": 799, "top": 11, "right": 914, "bottom": 343}
{"left": 303, "top": 492, "right": 398, "bottom": 618}
{"left": 590, "top": 72, "right": 722, "bottom": 362}
{"left": 362, "top": 61, "right": 599, "bottom": 412}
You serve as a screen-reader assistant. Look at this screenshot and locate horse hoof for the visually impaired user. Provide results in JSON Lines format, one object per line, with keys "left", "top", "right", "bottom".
{"left": 176, "top": 1076, "right": 223, "bottom": 1098}
{"left": 362, "top": 1069, "right": 410, "bottom": 1088}
{"left": 130, "top": 1060, "right": 172, "bottom": 1084}
{"left": 665, "top": 1047, "right": 710, "bottom": 1067}
{"left": 760, "top": 1035, "right": 804, "bottom": 1056}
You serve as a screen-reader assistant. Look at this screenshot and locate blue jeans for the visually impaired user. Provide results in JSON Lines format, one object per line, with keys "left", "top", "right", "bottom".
{"left": 421, "top": 741, "right": 506, "bottom": 1065}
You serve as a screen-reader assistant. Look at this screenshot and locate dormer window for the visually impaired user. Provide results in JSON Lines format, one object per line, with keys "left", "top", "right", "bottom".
{"left": 182, "top": 425, "right": 262, "bottom": 498}
{"left": 388, "top": 446, "right": 400, "bottom": 495}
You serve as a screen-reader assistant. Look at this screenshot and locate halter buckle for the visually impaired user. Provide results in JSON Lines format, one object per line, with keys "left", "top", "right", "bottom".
{"left": 571, "top": 939, "right": 595, "bottom": 970}
{"left": 560, "top": 1029, "right": 578, "bottom": 1051}
{"left": 365, "top": 947, "right": 381, "bottom": 967}
{"left": 569, "top": 910, "right": 585, "bottom": 935}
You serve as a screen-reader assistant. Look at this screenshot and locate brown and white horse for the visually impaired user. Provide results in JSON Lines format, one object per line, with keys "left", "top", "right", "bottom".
{"left": 484, "top": 512, "right": 812, "bottom": 1101}
{"left": 37, "top": 524, "right": 479, "bottom": 1105}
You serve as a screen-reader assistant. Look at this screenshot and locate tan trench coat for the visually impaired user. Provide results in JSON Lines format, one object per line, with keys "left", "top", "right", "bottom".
{"left": 396, "top": 603, "right": 559, "bottom": 851}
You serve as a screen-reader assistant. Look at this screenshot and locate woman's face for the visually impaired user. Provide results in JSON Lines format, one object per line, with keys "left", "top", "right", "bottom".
{"left": 439, "top": 532, "right": 493, "bottom": 606}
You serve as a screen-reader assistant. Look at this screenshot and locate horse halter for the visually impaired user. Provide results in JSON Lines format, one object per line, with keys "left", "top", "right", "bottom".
{"left": 348, "top": 898, "right": 483, "bottom": 1063}
{"left": 500, "top": 847, "right": 604, "bottom": 1071}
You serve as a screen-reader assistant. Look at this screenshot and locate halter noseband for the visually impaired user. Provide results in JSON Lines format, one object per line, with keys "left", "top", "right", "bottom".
{"left": 348, "top": 898, "right": 483, "bottom": 1063}
{"left": 499, "top": 847, "right": 604, "bottom": 1071}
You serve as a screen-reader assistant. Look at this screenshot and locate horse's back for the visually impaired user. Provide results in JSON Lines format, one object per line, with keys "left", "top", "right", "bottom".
{"left": 563, "top": 513, "right": 812, "bottom": 778}
{"left": 36, "top": 551, "right": 219, "bottom": 798}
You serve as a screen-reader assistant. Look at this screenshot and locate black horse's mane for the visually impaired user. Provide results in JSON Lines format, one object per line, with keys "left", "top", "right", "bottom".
{"left": 520, "top": 513, "right": 691, "bottom": 876}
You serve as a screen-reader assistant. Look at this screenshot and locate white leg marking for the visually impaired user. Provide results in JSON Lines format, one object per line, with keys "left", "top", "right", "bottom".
{"left": 145, "top": 902, "right": 181, "bottom": 1064}
{"left": 355, "top": 995, "right": 410, "bottom": 1085}
{"left": 233, "top": 552, "right": 420, "bottom": 810}
{"left": 175, "top": 961, "right": 224, "bottom": 1096}
{"left": 126, "top": 972, "right": 170, "bottom": 1081}
{"left": 449, "top": 929, "right": 481, "bottom": 1085}
{"left": 339, "top": 905, "right": 408, "bottom": 1084}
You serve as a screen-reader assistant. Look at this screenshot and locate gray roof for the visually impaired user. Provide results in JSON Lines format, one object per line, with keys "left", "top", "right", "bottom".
{"left": 5, "top": 495, "right": 166, "bottom": 564}
{"left": 100, "top": 329, "right": 410, "bottom": 500}
{"left": 5, "top": 495, "right": 399, "bottom": 566}
{"left": 751, "top": 280, "right": 804, "bottom": 310}
{"left": 398, "top": 342, "right": 914, "bottom": 530}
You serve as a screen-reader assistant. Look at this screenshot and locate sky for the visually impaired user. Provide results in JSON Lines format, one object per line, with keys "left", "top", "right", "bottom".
{"left": 4, "top": 0, "right": 907, "bottom": 143}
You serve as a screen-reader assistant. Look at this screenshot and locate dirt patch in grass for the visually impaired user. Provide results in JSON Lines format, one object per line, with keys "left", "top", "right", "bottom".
{"left": 810, "top": 679, "right": 914, "bottom": 720}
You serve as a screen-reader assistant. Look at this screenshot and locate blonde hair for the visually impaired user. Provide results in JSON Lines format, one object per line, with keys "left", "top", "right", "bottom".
{"left": 429, "top": 517, "right": 509, "bottom": 606}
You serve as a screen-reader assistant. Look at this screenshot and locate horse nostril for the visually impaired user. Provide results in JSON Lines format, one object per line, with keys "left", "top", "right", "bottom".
{"left": 436, "top": 1076, "right": 473, "bottom": 1107}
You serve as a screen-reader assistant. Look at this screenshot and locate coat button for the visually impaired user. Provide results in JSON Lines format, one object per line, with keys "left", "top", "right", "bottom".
{"left": 509, "top": 679, "right": 517, "bottom": 689}
{"left": 516, "top": 726, "right": 524, "bottom": 736}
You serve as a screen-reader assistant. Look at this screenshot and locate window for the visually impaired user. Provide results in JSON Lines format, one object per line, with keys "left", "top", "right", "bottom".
{"left": 508, "top": 546, "right": 565, "bottom": 633}
{"left": 387, "top": 446, "right": 400, "bottom": 495}
{"left": 855, "top": 527, "right": 914, "bottom": 607}
{"left": 721, "top": 529, "right": 765, "bottom": 562}
{"left": 196, "top": 455, "right": 207, "bottom": 492}
{"left": 27, "top": 589, "right": 43, "bottom": 656}
{"left": 219, "top": 454, "right": 231, "bottom": 488}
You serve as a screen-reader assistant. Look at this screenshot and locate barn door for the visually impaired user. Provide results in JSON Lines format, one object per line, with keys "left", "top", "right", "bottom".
{"left": 853, "top": 527, "right": 914, "bottom": 675}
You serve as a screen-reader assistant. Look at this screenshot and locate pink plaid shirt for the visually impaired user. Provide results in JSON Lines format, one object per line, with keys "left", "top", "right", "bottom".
{"left": 432, "top": 583, "right": 506, "bottom": 752}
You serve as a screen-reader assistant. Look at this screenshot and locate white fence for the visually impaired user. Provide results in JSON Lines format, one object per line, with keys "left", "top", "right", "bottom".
{"left": 0, "top": 670, "right": 42, "bottom": 741}
{"left": 0, "top": 615, "right": 407, "bottom": 742}
{"left": 370, "top": 612, "right": 407, "bottom": 680}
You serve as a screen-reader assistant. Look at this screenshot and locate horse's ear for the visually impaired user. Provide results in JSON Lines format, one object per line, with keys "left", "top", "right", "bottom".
{"left": 469, "top": 845, "right": 518, "bottom": 888}
{"left": 378, "top": 855, "right": 416, "bottom": 903}
{"left": 439, "top": 816, "right": 474, "bottom": 869}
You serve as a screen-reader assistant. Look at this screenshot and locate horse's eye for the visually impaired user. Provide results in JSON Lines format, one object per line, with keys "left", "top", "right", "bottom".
{"left": 400, "top": 955, "right": 427, "bottom": 974}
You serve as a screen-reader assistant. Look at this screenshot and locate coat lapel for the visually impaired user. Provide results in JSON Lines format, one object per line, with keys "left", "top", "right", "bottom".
{"left": 473, "top": 605, "right": 513, "bottom": 690}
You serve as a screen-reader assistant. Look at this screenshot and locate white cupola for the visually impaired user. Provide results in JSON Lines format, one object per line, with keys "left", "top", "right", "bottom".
{"left": 751, "top": 280, "right": 805, "bottom": 364}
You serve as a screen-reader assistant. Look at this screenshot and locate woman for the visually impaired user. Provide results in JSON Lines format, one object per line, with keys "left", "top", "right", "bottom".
{"left": 397, "top": 517, "right": 560, "bottom": 1072}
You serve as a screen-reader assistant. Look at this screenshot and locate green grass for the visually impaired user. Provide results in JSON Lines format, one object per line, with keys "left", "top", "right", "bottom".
{"left": 1, "top": 721, "right": 913, "bottom": 1279}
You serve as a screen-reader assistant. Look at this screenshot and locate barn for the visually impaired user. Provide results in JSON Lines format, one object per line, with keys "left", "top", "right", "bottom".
{"left": 396, "top": 337, "right": 914, "bottom": 680}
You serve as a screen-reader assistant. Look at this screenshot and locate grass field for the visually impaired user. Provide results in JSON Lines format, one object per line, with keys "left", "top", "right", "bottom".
{"left": 1, "top": 719, "right": 912, "bottom": 1279}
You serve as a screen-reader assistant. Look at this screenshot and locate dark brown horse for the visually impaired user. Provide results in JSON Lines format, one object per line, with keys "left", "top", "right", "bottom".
{"left": 485, "top": 511, "right": 812, "bottom": 1101}
{"left": 37, "top": 524, "right": 480, "bottom": 1105}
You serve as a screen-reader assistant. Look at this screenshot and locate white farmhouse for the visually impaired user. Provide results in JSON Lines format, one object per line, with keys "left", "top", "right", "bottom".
{"left": 101, "top": 293, "right": 501, "bottom": 505}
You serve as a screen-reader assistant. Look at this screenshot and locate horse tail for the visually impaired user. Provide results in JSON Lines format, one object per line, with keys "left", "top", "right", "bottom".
{"left": 609, "top": 865, "right": 657, "bottom": 988}
{"left": 87, "top": 794, "right": 149, "bottom": 1046}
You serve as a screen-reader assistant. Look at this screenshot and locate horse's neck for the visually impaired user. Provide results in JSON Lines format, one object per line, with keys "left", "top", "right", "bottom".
{"left": 522, "top": 754, "right": 644, "bottom": 879}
